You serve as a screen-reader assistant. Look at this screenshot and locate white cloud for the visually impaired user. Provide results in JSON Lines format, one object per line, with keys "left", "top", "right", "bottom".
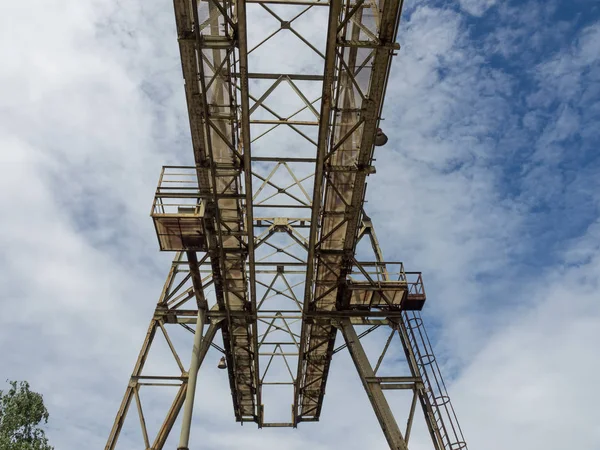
{"left": 1, "top": 0, "right": 599, "bottom": 449}
{"left": 458, "top": 0, "right": 497, "bottom": 17}
{"left": 453, "top": 220, "right": 600, "bottom": 449}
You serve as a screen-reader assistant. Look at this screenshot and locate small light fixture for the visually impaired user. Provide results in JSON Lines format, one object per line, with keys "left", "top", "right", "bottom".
{"left": 374, "top": 128, "right": 388, "bottom": 147}
{"left": 218, "top": 356, "right": 227, "bottom": 369}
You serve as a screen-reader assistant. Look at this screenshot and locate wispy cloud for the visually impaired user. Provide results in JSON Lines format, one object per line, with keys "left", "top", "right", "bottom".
{"left": 0, "top": 0, "right": 599, "bottom": 449}
{"left": 458, "top": 0, "right": 497, "bottom": 17}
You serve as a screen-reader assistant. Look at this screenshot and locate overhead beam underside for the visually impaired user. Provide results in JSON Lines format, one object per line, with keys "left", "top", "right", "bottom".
{"left": 296, "top": 0, "right": 405, "bottom": 421}
{"left": 173, "top": 0, "right": 258, "bottom": 421}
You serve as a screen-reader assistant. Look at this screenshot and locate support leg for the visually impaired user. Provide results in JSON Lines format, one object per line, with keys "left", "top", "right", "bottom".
{"left": 338, "top": 319, "right": 409, "bottom": 450}
{"left": 158, "top": 321, "right": 219, "bottom": 449}
{"left": 105, "top": 319, "right": 159, "bottom": 450}
{"left": 178, "top": 308, "right": 207, "bottom": 450}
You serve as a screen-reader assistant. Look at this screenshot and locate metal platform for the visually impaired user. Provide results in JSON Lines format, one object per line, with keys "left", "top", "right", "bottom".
{"left": 151, "top": 166, "right": 208, "bottom": 251}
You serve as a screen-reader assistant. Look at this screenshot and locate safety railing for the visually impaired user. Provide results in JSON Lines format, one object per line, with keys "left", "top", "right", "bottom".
{"left": 346, "top": 264, "right": 426, "bottom": 311}
{"left": 151, "top": 166, "right": 202, "bottom": 216}
{"left": 405, "top": 272, "right": 425, "bottom": 296}
{"left": 151, "top": 166, "right": 206, "bottom": 251}
{"left": 349, "top": 261, "right": 406, "bottom": 283}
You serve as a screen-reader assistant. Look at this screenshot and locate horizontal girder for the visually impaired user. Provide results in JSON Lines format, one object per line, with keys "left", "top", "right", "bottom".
{"left": 296, "top": 0, "right": 406, "bottom": 422}
{"left": 172, "top": 0, "right": 259, "bottom": 421}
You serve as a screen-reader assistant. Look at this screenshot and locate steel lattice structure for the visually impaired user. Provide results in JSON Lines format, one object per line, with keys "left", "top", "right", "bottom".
{"left": 105, "top": 0, "right": 468, "bottom": 448}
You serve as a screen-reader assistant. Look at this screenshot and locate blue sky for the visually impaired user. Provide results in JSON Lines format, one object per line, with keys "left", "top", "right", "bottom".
{"left": 0, "top": 0, "right": 599, "bottom": 449}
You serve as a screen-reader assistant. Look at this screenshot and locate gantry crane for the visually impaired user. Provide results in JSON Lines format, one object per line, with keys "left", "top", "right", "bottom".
{"left": 105, "top": 0, "right": 467, "bottom": 448}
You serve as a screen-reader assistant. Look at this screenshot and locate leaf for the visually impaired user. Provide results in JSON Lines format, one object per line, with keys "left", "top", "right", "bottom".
{"left": 0, "top": 380, "right": 53, "bottom": 450}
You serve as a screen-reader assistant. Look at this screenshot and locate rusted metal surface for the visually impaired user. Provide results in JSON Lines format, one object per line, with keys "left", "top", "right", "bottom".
{"left": 296, "top": 0, "right": 407, "bottom": 421}
{"left": 105, "top": 0, "right": 468, "bottom": 447}
{"left": 105, "top": 253, "right": 221, "bottom": 449}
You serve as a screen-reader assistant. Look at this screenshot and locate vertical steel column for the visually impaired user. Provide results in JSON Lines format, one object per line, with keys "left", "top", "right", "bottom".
{"left": 338, "top": 319, "right": 408, "bottom": 450}
{"left": 166, "top": 321, "right": 219, "bottom": 450}
{"left": 178, "top": 308, "right": 206, "bottom": 450}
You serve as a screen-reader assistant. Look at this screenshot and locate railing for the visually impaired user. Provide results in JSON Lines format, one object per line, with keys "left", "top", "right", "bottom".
{"left": 347, "top": 264, "right": 425, "bottom": 295}
{"left": 405, "top": 272, "right": 425, "bottom": 298}
{"left": 349, "top": 261, "right": 406, "bottom": 283}
{"left": 346, "top": 264, "right": 426, "bottom": 311}
{"left": 151, "top": 166, "right": 202, "bottom": 216}
{"left": 151, "top": 166, "right": 206, "bottom": 251}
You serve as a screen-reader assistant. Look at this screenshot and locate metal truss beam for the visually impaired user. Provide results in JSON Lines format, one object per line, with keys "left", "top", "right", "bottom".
{"left": 295, "top": 0, "right": 407, "bottom": 423}
{"left": 294, "top": 0, "right": 344, "bottom": 421}
{"left": 173, "top": 0, "right": 260, "bottom": 423}
{"left": 105, "top": 0, "right": 469, "bottom": 446}
{"left": 105, "top": 255, "right": 221, "bottom": 450}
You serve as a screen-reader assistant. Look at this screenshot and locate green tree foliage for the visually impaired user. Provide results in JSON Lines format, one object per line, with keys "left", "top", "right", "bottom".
{"left": 0, "top": 381, "right": 53, "bottom": 450}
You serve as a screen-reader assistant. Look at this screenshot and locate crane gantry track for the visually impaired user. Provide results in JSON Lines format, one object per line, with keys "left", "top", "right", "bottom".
{"left": 105, "top": 0, "right": 468, "bottom": 449}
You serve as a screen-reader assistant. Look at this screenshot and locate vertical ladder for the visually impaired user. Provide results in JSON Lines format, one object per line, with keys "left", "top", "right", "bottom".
{"left": 403, "top": 311, "right": 467, "bottom": 450}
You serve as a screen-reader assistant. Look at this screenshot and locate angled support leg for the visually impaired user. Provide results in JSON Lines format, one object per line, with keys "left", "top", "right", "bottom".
{"left": 338, "top": 319, "right": 409, "bottom": 450}
{"left": 105, "top": 319, "right": 159, "bottom": 450}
